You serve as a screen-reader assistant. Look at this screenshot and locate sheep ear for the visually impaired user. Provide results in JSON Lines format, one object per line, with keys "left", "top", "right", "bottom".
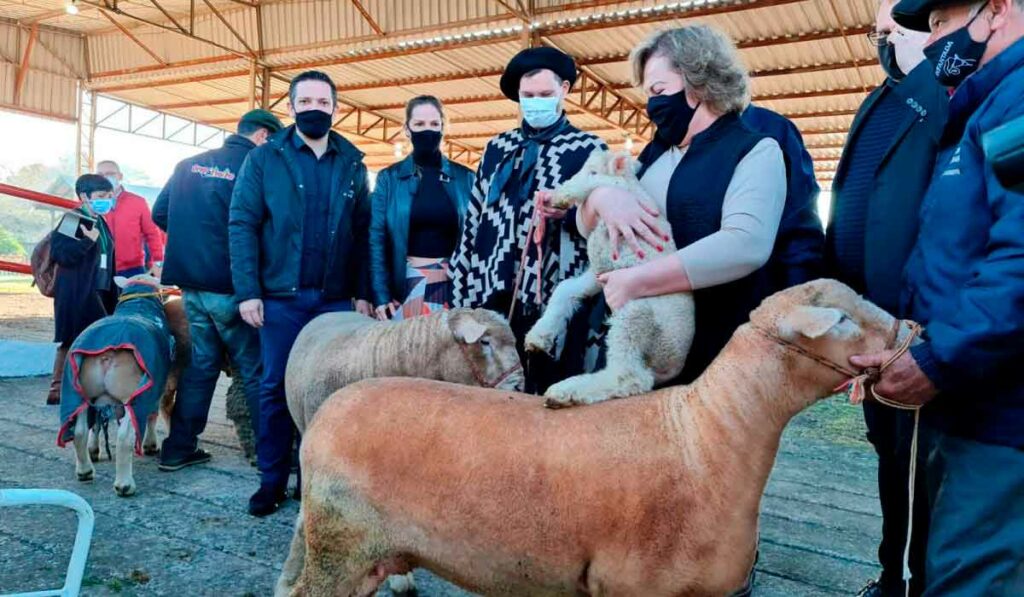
{"left": 452, "top": 317, "right": 488, "bottom": 344}
{"left": 778, "top": 306, "right": 847, "bottom": 340}
{"left": 610, "top": 152, "right": 631, "bottom": 176}
{"left": 113, "top": 276, "right": 129, "bottom": 289}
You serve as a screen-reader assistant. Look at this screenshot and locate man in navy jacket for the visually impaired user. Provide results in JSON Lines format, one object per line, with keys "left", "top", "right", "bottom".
{"left": 857, "top": 0, "right": 1024, "bottom": 593}
{"left": 230, "top": 71, "right": 373, "bottom": 517}
{"left": 153, "top": 109, "right": 283, "bottom": 473}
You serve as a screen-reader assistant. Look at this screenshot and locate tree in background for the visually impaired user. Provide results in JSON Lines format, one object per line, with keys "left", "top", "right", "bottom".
{"left": 0, "top": 225, "right": 26, "bottom": 258}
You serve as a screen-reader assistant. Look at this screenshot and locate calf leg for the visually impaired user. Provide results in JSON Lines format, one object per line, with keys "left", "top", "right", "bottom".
{"left": 73, "top": 413, "right": 95, "bottom": 482}
{"left": 525, "top": 269, "right": 601, "bottom": 355}
{"left": 544, "top": 301, "right": 655, "bottom": 407}
{"left": 143, "top": 413, "right": 160, "bottom": 456}
{"left": 113, "top": 414, "right": 137, "bottom": 497}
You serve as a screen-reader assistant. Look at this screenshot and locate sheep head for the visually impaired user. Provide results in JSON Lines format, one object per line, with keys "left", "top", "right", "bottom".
{"left": 550, "top": 149, "right": 641, "bottom": 210}
{"left": 446, "top": 308, "right": 525, "bottom": 391}
{"left": 746, "top": 279, "right": 914, "bottom": 398}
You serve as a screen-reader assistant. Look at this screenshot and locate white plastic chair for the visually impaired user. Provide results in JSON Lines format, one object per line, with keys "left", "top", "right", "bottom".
{"left": 0, "top": 489, "right": 94, "bottom": 597}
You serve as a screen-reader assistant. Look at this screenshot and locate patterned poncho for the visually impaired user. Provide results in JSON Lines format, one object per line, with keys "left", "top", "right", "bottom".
{"left": 450, "top": 117, "right": 606, "bottom": 313}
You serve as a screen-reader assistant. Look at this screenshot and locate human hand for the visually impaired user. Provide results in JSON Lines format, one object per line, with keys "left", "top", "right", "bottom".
{"left": 849, "top": 351, "right": 937, "bottom": 407}
{"left": 81, "top": 223, "right": 100, "bottom": 242}
{"left": 535, "top": 190, "right": 568, "bottom": 220}
{"left": 597, "top": 266, "right": 645, "bottom": 311}
{"left": 239, "top": 298, "right": 264, "bottom": 328}
{"left": 355, "top": 299, "right": 374, "bottom": 317}
{"left": 588, "top": 187, "right": 666, "bottom": 260}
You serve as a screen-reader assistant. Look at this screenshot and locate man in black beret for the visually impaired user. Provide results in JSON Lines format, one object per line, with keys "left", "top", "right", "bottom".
{"left": 450, "top": 46, "right": 607, "bottom": 394}
{"left": 852, "top": 0, "right": 1024, "bottom": 594}
{"left": 152, "top": 108, "right": 283, "bottom": 475}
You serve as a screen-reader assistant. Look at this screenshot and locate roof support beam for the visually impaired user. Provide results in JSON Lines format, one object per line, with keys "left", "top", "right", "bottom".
{"left": 351, "top": 0, "right": 385, "bottom": 36}
{"left": 201, "top": 0, "right": 256, "bottom": 56}
{"left": 98, "top": 8, "right": 169, "bottom": 67}
{"left": 149, "top": 0, "right": 187, "bottom": 34}
{"left": 13, "top": 24, "right": 39, "bottom": 106}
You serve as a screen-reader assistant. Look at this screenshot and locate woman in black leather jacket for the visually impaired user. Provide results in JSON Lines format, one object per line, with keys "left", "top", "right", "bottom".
{"left": 369, "top": 96, "right": 475, "bottom": 320}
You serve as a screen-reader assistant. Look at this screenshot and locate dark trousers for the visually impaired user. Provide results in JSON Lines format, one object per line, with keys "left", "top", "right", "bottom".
{"left": 864, "top": 401, "right": 933, "bottom": 596}
{"left": 257, "top": 289, "right": 351, "bottom": 490}
{"left": 923, "top": 428, "right": 1024, "bottom": 596}
{"left": 160, "top": 290, "right": 262, "bottom": 461}
{"left": 116, "top": 266, "right": 147, "bottom": 278}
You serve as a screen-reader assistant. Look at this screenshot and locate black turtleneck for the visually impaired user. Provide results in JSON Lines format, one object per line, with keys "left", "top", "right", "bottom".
{"left": 407, "top": 152, "right": 459, "bottom": 259}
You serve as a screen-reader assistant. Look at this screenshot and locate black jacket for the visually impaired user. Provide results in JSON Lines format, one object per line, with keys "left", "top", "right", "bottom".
{"left": 825, "top": 64, "right": 949, "bottom": 315}
{"left": 153, "top": 134, "right": 257, "bottom": 294}
{"left": 369, "top": 155, "right": 474, "bottom": 306}
{"left": 741, "top": 106, "right": 825, "bottom": 290}
{"left": 228, "top": 126, "right": 371, "bottom": 302}
{"left": 50, "top": 213, "right": 117, "bottom": 344}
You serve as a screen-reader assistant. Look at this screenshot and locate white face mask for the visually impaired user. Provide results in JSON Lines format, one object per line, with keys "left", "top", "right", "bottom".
{"left": 519, "top": 95, "right": 562, "bottom": 129}
{"left": 891, "top": 27, "right": 930, "bottom": 75}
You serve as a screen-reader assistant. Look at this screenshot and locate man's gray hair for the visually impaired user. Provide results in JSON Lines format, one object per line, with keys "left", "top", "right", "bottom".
{"left": 630, "top": 25, "right": 751, "bottom": 114}
{"left": 96, "top": 160, "right": 121, "bottom": 173}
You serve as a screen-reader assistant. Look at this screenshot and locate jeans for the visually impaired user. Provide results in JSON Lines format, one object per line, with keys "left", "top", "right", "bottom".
{"left": 159, "top": 290, "right": 261, "bottom": 461}
{"left": 923, "top": 428, "right": 1024, "bottom": 596}
{"left": 257, "top": 289, "right": 351, "bottom": 489}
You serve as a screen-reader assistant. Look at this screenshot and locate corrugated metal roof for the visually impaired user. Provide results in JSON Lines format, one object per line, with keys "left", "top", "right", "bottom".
{"left": 0, "top": 0, "right": 892, "bottom": 180}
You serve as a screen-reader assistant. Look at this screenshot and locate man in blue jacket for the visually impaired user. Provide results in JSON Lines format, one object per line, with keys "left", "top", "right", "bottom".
{"left": 230, "top": 70, "right": 373, "bottom": 517}
{"left": 856, "top": 0, "right": 1024, "bottom": 593}
{"left": 826, "top": 3, "right": 947, "bottom": 595}
{"left": 152, "top": 108, "right": 283, "bottom": 472}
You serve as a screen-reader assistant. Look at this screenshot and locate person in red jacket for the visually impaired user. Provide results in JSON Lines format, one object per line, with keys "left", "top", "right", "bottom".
{"left": 96, "top": 160, "right": 165, "bottom": 278}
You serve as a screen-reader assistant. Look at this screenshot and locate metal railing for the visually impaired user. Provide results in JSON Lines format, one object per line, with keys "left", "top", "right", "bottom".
{"left": 0, "top": 183, "right": 79, "bottom": 276}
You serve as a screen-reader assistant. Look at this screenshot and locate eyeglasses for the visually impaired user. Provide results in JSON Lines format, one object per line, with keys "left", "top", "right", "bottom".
{"left": 866, "top": 31, "right": 889, "bottom": 47}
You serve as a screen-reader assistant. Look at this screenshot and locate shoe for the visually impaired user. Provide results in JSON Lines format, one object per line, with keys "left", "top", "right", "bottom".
{"left": 248, "top": 485, "right": 287, "bottom": 517}
{"left": 158, "top": 448, "right": 212, "bottom": 472}
{"left": 856, "top": 579, "right": 884, "bottom": 597}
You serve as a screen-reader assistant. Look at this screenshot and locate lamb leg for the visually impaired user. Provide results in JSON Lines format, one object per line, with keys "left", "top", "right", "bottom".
{"left": 525, "top": 269, "right": 601, "bottom": 355}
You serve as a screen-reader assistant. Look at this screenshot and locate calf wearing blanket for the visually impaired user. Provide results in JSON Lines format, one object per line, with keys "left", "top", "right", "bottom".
{"left": 57, "top": 276, "right": 180, "bottom": 497}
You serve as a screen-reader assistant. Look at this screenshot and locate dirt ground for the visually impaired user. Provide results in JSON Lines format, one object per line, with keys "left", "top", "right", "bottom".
{"left": 0, "top": 280, "right": 54, "bottom": 342}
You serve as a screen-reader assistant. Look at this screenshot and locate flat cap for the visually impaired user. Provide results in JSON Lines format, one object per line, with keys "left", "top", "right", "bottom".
{"left": 892, "top": 0, "right": 971, "bottom": 32}
{"left": 238, "top": 108, "right": 284, "bottom": 133}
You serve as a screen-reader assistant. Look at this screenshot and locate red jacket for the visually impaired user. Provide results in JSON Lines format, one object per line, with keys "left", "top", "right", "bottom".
{"left": 103, "top": 190, "right": 165, "bottom": 273}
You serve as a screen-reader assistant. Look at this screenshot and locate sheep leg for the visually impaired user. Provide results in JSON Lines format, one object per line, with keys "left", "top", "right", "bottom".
{"left": 113, "top": 414, "right": 137, "bottom": 497}
{"left": 142, "top": 412, "right": 160, "bottom": 456}
{"left": 545, "top": 302, "right": 655, "bottom": 407}
{"left": 275, "top": 511, "right": 307, "bottom": 597}
{"left": 87, "top": 423, "right": 100, "bottom": 462}
{"left": 525, "top": 269, "right": 601, "bottom": 355}
{"left": 73, "top": 413, "right": 95, "bottom": 482}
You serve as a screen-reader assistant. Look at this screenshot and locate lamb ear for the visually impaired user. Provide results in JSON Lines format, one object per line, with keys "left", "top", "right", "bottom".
{"left": 610, "top": 152, "right": 632, "bottom": 176}
{"left": 113, "top": 276, "right": 129, "bottom": 289}
{"left": 778, "top": 306, "right": 847, "bottom": 340}
{"left": 451, "top": 316, "right": 488, "bottom": 344}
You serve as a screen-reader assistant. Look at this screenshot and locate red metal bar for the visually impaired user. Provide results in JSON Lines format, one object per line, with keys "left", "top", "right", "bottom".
{"left": 0, "top": 182, "right": 79, "bottom": 210}
{"left": 0, "top": 260, "right": 33, "bottom": 275}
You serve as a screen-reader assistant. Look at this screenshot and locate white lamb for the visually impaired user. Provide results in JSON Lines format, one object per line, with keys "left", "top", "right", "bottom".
{"left": 525, "top": 149, "right": 695, "bottom": 407}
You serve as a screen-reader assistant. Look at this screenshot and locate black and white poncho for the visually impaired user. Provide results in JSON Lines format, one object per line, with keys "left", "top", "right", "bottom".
{"left": 450, "top": 119, "right": 606, "bottom": 313}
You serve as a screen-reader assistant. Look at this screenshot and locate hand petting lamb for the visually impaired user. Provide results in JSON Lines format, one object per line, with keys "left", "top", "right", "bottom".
{"left": 57, "top": 275, "right": 189, "bottom": 497}
{"left": 525, "top": 149, "right": 695, "bottom": 407}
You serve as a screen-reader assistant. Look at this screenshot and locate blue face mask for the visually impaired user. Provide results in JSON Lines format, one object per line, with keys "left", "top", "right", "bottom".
{"left": 519, "top": 95, "right": 562, "bottom": 129}
{"left": 90, "top": 198, "right": 114, "bottom": 215}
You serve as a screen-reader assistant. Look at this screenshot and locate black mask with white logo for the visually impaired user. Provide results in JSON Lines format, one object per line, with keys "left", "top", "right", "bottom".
{"left": 923, "top": 6, "right": 992, "bottom": 88}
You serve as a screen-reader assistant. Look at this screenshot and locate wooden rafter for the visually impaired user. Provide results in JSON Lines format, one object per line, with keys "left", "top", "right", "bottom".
{"left": 13, "top": 24, "right": 39, "bottom": 105}
{"left": 351, "top": 0, "right": 384, "bottom": 36}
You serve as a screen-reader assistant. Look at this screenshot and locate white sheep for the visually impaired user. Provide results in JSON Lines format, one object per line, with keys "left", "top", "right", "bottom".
{"left": 525, "top": 150, "right": 695, "bottom": 407}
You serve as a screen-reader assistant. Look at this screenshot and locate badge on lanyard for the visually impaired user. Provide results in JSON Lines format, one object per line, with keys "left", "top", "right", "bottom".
{"left": 100, "top": 254, "right": 108, "bottom": 270}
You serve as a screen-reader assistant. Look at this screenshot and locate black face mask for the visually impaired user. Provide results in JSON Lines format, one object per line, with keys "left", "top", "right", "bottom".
{"left": 646, "top": 89, "right": 700, "bottom": 146}
{"left": 410, "top": 129, "right": 442, "bottom": 162}
{"left": 294, "top": 109, "right": 333, "bottom": 139}
{"left": 879, "top": 41, "right": 905, "bottom": 82}
{"left": 923, "top": 6, "right": 992, "bottom": 88}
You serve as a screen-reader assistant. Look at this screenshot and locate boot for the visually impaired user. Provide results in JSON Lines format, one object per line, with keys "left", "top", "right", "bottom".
{"left": 46, "top": 344, "right": 68, "bottom": 405}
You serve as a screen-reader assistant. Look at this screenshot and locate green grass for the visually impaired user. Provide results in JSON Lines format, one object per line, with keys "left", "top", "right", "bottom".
{"left": 0, "top": 276, "right": 35, "bottom": 294}
{"left": 786, "top": 393, "right": 871, "bottom": 449}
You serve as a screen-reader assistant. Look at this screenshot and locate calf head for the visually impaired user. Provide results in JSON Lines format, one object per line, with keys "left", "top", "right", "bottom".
{"left": 551, "top": 150, "right": 640, "bottom": 209}
{"left": 746, "top": 279, "right": 912, "bottom": 397}
{"left": 446, "top": 308, "right": 525, "bottom": 391}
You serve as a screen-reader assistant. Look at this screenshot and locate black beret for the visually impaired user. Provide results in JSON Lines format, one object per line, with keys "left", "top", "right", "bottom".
{"left": 893, "top": 0, "right": 970, "bottom": 32}
{"left": 499, "top": 47, "right": 578, "bottom": 102}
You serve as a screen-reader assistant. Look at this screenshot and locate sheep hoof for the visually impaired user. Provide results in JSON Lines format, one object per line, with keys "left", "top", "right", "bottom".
{"left": 89, "top": 449, "right": 100, "bottom": 462}
{"left": 114, "top": 482, "right": 137, "bottom": 497}
{"left": 524, "top": 329, "right": 555, "bottom": 355}
{"left": 77, "top": 470, "right": 95, "bottom": 482}
{"left": 143, "top": 445, "right": 160, "bottom": 456}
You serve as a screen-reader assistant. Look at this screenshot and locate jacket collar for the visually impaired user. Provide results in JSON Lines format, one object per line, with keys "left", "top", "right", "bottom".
{"left": 224, "top": 134, "right": 256, "bottom": 151}
{"left": 395, "top": 154, "right": 457, "bottom": 179}
{"left": 945, "top": 36, "right": 1024, "bottom": 142}
{"left": 269, "top": 124, "right": 365, "bottom": 160}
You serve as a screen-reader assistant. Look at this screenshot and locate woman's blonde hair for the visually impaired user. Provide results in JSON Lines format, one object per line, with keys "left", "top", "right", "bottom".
{"left": 630, "top": 25, "right": 751, "bottom": 114}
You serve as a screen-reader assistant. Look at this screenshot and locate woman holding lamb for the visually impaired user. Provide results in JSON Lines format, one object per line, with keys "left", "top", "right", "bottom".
{"left": 576, "top": 25, "right": 788, "bottom": 384}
